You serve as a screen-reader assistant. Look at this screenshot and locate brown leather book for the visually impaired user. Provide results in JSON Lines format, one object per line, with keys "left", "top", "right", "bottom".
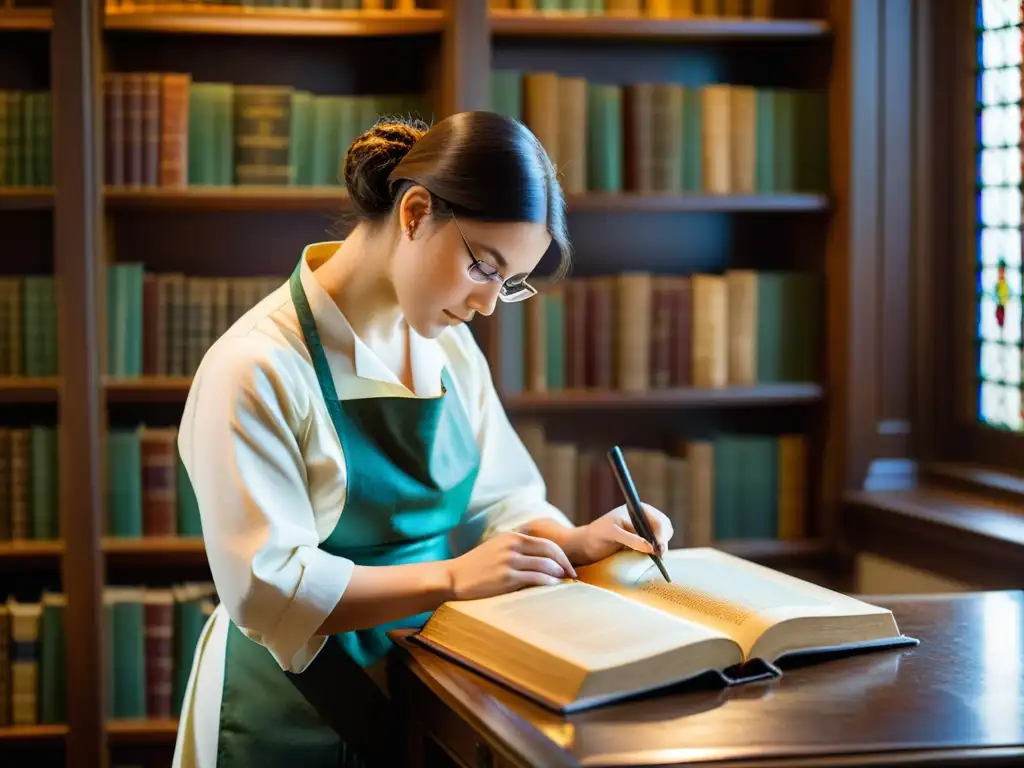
{"left": 104, "top": 73, "right": 124, "bottom": 187}
{"left": 140, "top": 427, "right": 178, "bottom": 537}
{"left": 159, "top": 73, "right": 192, "bottom": 188}
{"left": 144, "top": 589, "right": 175, "bottom": 719}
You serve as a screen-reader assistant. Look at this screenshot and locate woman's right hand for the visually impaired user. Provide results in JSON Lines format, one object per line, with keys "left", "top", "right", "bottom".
{"left": 445, "top": 531, "right": 578, "bottom": 601}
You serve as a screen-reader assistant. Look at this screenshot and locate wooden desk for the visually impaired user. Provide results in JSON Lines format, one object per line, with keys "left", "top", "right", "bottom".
{"left": 389, "top": 590, "right": 1024, "bottom": 768}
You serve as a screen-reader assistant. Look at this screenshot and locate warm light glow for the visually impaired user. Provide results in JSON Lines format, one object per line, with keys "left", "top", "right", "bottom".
{"left": 976, "top": 0, "right": 1024, "bottom": 430}
{"left": 979, "top": 590, "right": 1022, "bottom": 740}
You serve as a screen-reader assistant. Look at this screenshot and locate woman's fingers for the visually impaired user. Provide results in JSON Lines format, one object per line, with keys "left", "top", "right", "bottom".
{"left": 640, "top": 503, "right": 674, "bottom": 553}
{"left": 512, "top": 553, "right": 570, "bottom": 579}
{"left": 515, "top": 533, "right": 577, "bottom": 578}
{"left": 609, "top": 525, "right": 655, "bottom": 554}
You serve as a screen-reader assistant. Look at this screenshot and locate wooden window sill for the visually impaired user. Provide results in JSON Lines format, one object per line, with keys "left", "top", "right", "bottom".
{"left": 842, "top": 474, "right": 1024, "bottom": 589}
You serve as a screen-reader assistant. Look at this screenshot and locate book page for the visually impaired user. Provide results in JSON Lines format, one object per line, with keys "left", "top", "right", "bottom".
{"left": 577, "top": 548, "right": 893, "bottom": 656}
{"left": 447, "top": 580, "right": 738, "bottom": 671}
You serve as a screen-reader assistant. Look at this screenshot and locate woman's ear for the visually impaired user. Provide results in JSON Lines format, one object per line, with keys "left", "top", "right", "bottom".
{"left": 398, "top": 185, "right": 432, "bottom": 240}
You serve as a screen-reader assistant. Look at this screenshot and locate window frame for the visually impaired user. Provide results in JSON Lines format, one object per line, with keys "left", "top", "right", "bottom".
{"left": 919, "top": 0, "right": 1024, "bottom": 474}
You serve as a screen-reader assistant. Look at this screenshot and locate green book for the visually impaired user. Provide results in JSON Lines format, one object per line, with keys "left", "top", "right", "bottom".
{"left": 108, "top": 428, "right": 143, "bottom": 538}
{"left": 587, "top": 83, "right": 623, "bottom": 193}
{"left": 544, "top": 289, "right": 565, "bottom": 391}
{"left": 491, "top": 70, "right": 522, "bottom": 121}
{"left": 289, "top": 90, "right": 314, "bottom": 186}
{"left": 30, "top": 425, "right": 58, "bottom": 540}
{"left": 38, "top": 592, "right": 67, "bottom": 724}
{"left": 755, "top": 89, "right": 776, "bottom": 193}
{"left": 682, "top": 87, "right": 703, "bottom": 192}
{"left": 107, "top": 588, "right": 146, "bottom": 719}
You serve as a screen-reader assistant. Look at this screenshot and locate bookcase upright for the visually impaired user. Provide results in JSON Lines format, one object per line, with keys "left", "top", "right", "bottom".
{"left": 0, "top": 1, "right": 914, "bottom": 766}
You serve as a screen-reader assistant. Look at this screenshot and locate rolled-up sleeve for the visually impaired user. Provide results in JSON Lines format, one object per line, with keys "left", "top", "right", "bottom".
{"left": 450, "top": 327, "right": 574, "bottom": 554}
{"left": 178, "top": 339, "right": 353, "bottom": 673}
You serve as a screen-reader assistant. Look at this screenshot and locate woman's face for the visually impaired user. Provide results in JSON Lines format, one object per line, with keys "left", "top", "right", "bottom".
{"left": 392, "top": 194, "right": 552, "bottom": 340}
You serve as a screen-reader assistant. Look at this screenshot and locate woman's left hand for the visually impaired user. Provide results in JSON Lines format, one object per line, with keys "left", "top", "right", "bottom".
{"left": 565, "top": 503, "right": 673, "bottom": 566}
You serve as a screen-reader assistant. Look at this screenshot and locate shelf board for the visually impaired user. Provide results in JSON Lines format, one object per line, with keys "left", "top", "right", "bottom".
{"left": 105, "top": 376, "right": 192, "bottom": 403}
{"left": 0, "top": 187, "right": 55, "bottom": 210}
{"left": 104, "top": 537, "right": 208, "bottom": 567}
{"left": 103, "top": 537, "right": 205, "bottom": 553}
{"left": 503, "top": 383, "right": 823, "bottom": 412}
{"left": 104, "top": 185, "right": 348, "bottom": 211}
{"left": 108, "top": 719, "right": 179, "bottom": 742}
{"left": 568, "top": 192, "right": 828, "bottom": 212}
{"left": 490, "top": 11, "right": 830, "bottom": 40}
{"left": 0, "top": 723, "right": 66, "bottom": 740}
{"left": 103, "top": 187, "right": 828, "bottom": 213}
{"left": 0, "top": 377, "right": 60, "bottom": 404}
{"left": 0, "top": 720, "right": 181, "bottom": 741}
{"left": 0, "top": 540, "right": 63, "bottom": 559}
{"left": 0, "top": 9, "right": 52, "bottom": 31}
{"left": 103, "top": 8, "right": 445, "bottom": 37}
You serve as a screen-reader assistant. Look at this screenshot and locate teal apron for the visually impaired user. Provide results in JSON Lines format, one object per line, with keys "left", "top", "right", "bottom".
{"left": 213, "top": 259, "right": 481, "bottom": 767}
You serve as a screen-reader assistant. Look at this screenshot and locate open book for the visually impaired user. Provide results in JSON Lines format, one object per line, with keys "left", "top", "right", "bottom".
{"left": 412, "top": 547, "right": 918, "bottom": 713}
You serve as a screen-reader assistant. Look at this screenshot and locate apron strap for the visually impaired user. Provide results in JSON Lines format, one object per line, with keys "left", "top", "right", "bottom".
{"left": 290, "top": 259, "right": 343, "bottom": 405}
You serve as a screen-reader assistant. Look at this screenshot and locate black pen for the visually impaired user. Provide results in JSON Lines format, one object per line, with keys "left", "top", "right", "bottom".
{"left": 606, "top": 445, "right": 672, "bottom": 583}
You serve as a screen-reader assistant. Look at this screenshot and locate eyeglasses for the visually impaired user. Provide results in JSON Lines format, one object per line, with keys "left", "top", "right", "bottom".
{"left": 451, "top": 214, "right": 537, "bottom": 303}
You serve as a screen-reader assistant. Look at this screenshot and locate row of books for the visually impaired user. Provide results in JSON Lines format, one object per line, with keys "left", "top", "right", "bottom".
{"left": 490, "top": 0, "right": 774, "bottom": 15}
{"left": 492, "top": 72, "right": 828, "bottom": 195}
{"left": 103, "top": 72, "right": 426, "bottom": 189}
{"left": 0, "top": 425, "right": 59, "bottom": 543}
{"left": 0, "top": 422, "right": 207, "bottom": 544}
{"left": 485, "top": 270, "right": 819, "bottom": 396}
{"left": 0, "top": 583, "right": 216, "bottom": 727}
{"left": 0, "top": 275, "right": 59, "bottom": 378}
{"left": 516, "top": 421, "right": 807, "bottom": 542}
{"left": 107, "top": 425, "right": 202, "bottom": 538}
{"left": 104, "top": 0, "right": 416, "bottom": 9}
{"left": 107, "top": 263, "right": 282, "bottom": 379}
{"left": 100, "top": 0, "right": 775, "bottom": 16}
{"left": 0, "top": 91, "right": 52, "bottom": 189}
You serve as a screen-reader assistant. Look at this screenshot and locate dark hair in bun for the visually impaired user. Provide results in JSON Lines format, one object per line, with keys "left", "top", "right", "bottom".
{"left": 343, "top": 117, "right": 429, "bottom": 218}
{"left": 341, "top": 111, "right": 571, "bottom": 278}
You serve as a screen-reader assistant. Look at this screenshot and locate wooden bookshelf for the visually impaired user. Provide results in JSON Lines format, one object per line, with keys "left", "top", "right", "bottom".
{"left": 489, "top": 11, "right": 831, "bottom": 40}
{"left": 503, "top": 383, "right": 824, "bottom": 412}
{"left": 0, "top": 720, "right": 181, "bottom": 742}
{"left": 103, "top": 185, "right": 348, "bottom": 211}
{"left": 103, "top": 8, "right": 446, "bottom": 36}
{"left": 0, "top": 723, "right": 66, "bottom": 741}
{"left": 565, "top": 192, "right": 829, "bottom": 212}
{"left": 0, "top": 540, "right": 63, "bottom": 560}
{"left": 102, "top": 187, "right": 828, "bottom": 213}
{"left": 0, "top": 187, "right": 55, "bottom": 210}
{"left": 107, "top": 719, "right": 180, "bottom": 742}
{"left": 3, "top": 0, "right": 910, "bottom": 764}
{"left": 0, "top": 8, "right": 52, "bottom": 31}
{"left": 0, "top": 377, "right": 60, "bottom": 404}
{"left": 103, "top": 536, "right": 208, "bottom": 566}
{"left": 104, "top": 376, "right": 192, "bottom": 403}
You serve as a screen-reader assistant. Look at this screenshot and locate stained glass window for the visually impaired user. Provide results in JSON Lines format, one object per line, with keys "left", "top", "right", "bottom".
{"left": 977, "top": 0, "right": 1023, "bottom": 431}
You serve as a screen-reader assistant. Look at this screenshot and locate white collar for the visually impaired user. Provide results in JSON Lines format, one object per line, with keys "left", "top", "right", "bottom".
{"left": 298, "top": 241, "right": 446, "bottom": 399}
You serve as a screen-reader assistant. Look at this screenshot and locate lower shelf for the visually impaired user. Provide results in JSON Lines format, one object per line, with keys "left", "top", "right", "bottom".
{"left": 0, "top": 719, "right": 178, "bottom": 741}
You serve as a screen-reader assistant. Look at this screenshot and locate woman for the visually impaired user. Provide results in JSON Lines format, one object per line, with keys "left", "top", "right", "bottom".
{"left": 171, "top": 112, "right": 672, "bottom": 768}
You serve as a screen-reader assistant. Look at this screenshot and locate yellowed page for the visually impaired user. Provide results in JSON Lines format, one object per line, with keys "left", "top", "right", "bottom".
{"left": 444, "top": 580, "right": 737, "bottom": 671}
{"left": 576, "top": 548, "right": 898, "bottom": 658}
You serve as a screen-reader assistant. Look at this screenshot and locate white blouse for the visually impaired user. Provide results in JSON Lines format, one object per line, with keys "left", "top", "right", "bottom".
{"left": 177, "top": 241, "right": 572, "bottom": 675}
